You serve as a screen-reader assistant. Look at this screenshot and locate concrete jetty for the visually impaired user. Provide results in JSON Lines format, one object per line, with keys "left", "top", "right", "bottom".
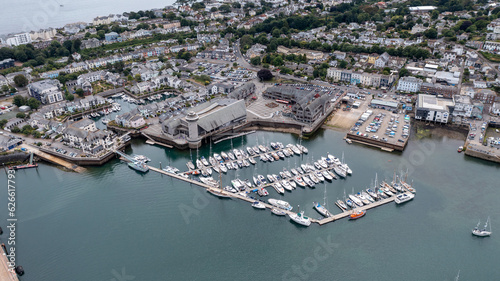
{"left": 19, "top": 144, "right": 86, "bottom": 173}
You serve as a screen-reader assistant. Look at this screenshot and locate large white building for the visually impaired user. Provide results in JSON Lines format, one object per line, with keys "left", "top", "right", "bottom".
{"left": 6, "top": 33, "right": 32, "bottom": 46}
{"left": 397, "top": 76, "right": 423, "bottom": 93}
{"left": 452, "top": 95, "right": 473, "bottom": 118}
{"left": 415, "top": 94, "right": 454, "bottom": 123}
{"left": 27, "top": 79, "right": 64, "bottom": 105}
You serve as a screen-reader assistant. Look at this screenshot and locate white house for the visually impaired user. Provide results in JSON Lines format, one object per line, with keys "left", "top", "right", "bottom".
{"left": 397, "top": 76, "right": 423, "bottom": 93}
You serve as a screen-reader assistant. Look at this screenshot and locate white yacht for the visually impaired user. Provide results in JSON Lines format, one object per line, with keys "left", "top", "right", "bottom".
{"left": 394, "top": 192, "right": 415, "bottom": 204}
{"left": 268, "top": 199, "right": 293, "bottom": 211}
{"left": 472, "top": 217, "right": 492, "bottom": 237}
{"left": 289, "top": 211, "right": 311, "bottom": 226}
{"left": 252, "top": 201, "right": 266, "bottom": 209}
{"left": 271, "top": 208, "right": 286, "bottom": 216}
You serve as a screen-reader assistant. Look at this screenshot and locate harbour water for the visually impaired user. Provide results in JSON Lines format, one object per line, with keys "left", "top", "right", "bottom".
{"left": 1, "top": 128, "right": 499, "bottom": 280}
{"left": 1, "top": 0, "right": 175, "bottom": 35}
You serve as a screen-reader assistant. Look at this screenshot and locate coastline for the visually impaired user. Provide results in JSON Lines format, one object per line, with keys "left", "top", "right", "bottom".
{"left": 1, "top": 0, "right": 174, "bottom": 36}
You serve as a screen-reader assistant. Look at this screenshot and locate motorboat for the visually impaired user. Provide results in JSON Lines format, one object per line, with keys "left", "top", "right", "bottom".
{"left": 252, "top": 146, "right": 260, "bottom": 154}
{"left": 268, "top": 199, "right": 293, "bottom": 211}
{"left": 294, "top": 176, "right": 306, "bottom": 187}
{"left": 322, "top": 170, "right": 333, "bottom": 181}
{"left": 258, "top": 175, "right": 267, "bottom": 185}
{"left": 201, "top": 156, "right": 209, "bottom": 166}
{"left": 366, "top": 188, "right": 379, "bottom": 200}
{"left": 258, "top": 187, "right": 269, "bottom": 196}
{"left": 349, "top": 194, "right": 363, "bottom": 207}
{"left": 248, "top": 157, "right": 256, "bottom": 165}
{"left": 281, "top": 180, "right": 293, "bottom": 191}
{"left": 252, "top": 201, "right": 266, "bottom": 209}
{"left": 394, "top": 192, "right": 415, "bottom": 204}
{"left": 333, "top": 165, "right": 346, "bottom": 178}
{"left": 289, "top": 211, "right": 311, "bottom": 226}
{"left": 267, "top": 174, "right": 275, "bottom": 183}
{"left": 247, "top": 147, "right": 255, "bottom": 155}
{"left": 349, "top": 209, "right": 366, "bottom": 220}
{"left": 271, "top": 208, "right": 286, "bottom": 216}
{"left": 291, "top": 168, "right": 299, "bottom": 176}
{"left": 221, "top": 152, "right": 229, "bottom": 161}
{"left": 214, "top": 153, "right": 223, "bottom": 162}
{"left": 219, "top": 163, "right": 228, "bottom": 173}
{"left": 186, "top": 161, "right": 195, "bottom": 170}
{"left": 253, "top": 176, "right": 261, "bottom": 186}
{"left": 302, "top": 175, "right": 315, "bottom": 188}
{"left": 273, "top": 183, "right": 285, "bottom": 194}
{"left": 228, "top": 152, "right": 236, "bottom": 160}
{"left": 258, "top": 145, "right": 267, "bottom": 153}
{"left": 242, "top": 159, "right": 250, "bottom": 167}
{"left": 315, "top": 171, "right": 325, "bottom": 182}
{"left": 297, "top": 144, "right": 308, "bottom": 154}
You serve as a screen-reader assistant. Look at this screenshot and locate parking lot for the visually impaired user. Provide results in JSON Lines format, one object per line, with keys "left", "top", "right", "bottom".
{"left": 349, "top": 108, "right": 411, "bottom": 146}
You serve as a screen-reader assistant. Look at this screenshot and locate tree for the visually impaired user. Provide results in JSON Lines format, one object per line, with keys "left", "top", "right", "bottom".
{"left": 21, "top": 125, "right": 33, "bottom": 135}
{"left": 75, "top": 88, "right": 84, "bottom": 97}
{"left": 0, "top": 119, "right": 7, "bottom": 129}
{"left": 14, "top": 75, "right": 28, "bottom": 87}
{"left": 1, "top": 85, "right": 9, "bottom": 93}
{"left": 338, "top": 60, "right": 348, "bottom": 69}
{"left": 16, "top": 112, "right": 26, "bottom": 119}
{"left": 250, "top": 56, "right": 261, "bottom": 66}
{"left": 13, "top": 95, "right": 26, "bottom": 107}
{"left": 257, "top": 69, "right": 273, "bottom": 81}
{"left": 11, "top": 126, "right": 21, "bottom": 133}
{"left": 423, "top": 28, "right": 437, "bottom": 39}
{"left": 232, "top": 2, "right": 241, "bottom": 8}
{"left": 399, "top": 68, "right": 409, "bottom": 77}
{"left": 27, "top": 97, "right": 41, "bottom": 110}
{"left": 66, "top": 93, "right": 75, "bottom": 101}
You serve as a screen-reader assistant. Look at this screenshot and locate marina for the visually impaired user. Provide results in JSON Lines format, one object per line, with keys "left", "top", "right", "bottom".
{"left": 122, "top": 141, "right": 417, "bottom": 227}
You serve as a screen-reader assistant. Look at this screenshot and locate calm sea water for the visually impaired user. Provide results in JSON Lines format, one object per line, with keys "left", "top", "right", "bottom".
{"left": 1, "top": 0, "right": 175, "bottom": 35}
{"left": 1, "top": 128, "right": 499, "bottom": 280}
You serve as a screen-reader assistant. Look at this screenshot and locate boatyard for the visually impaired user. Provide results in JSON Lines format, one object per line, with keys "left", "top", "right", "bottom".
{"left": 119, "top": 141, "right": 416, "bottom": 227}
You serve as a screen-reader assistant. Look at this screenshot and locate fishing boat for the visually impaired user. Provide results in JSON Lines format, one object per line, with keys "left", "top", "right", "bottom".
{"left": 271, "top": 208, "right": 286, "bottom": 216}
{"left": 349, "top": 209, "right": 366, "bottom": 220}
{"left": 472, "top": 217, "right": 492, "bottom": 237}
{"left": 395, "top": 192, "right": 415, "bottom": 204}
{"left": 252, "top": 201, "right": 266, "bottom": 209}
{"left": 268, "top": 199, "right": 293, "bottom": 211}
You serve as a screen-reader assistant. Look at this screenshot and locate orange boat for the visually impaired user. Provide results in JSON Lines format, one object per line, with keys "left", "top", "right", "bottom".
{"left": 349, "top": 209, "right": 366, "bottom": 220}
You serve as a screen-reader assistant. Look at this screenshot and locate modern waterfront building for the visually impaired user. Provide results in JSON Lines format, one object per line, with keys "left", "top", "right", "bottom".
{"left": 415, "top": 94, "right": 455, "bottom": 123}
{"left": 162, "top": 98, "right": 246, "bottom": 147}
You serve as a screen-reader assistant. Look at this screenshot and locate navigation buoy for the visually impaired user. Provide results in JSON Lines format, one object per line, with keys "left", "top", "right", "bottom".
{"left": 15, "top": 265, "right": 25, "bottom": 276}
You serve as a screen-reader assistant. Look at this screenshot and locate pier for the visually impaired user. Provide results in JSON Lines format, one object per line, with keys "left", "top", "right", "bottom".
{"left": 317, "top": 194, "right": 401, "bottom": 225}
{"left": 19, "top": 144, "right": 86, "bottom": 173}
{"left": 0, "top": 245, "right": 19, "bottom": 281}
{"left": 119, "top": 142, "right": 415, "bottom": 226}
{"left": 142, "top": 132, "right": 173, "bottom": 149}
